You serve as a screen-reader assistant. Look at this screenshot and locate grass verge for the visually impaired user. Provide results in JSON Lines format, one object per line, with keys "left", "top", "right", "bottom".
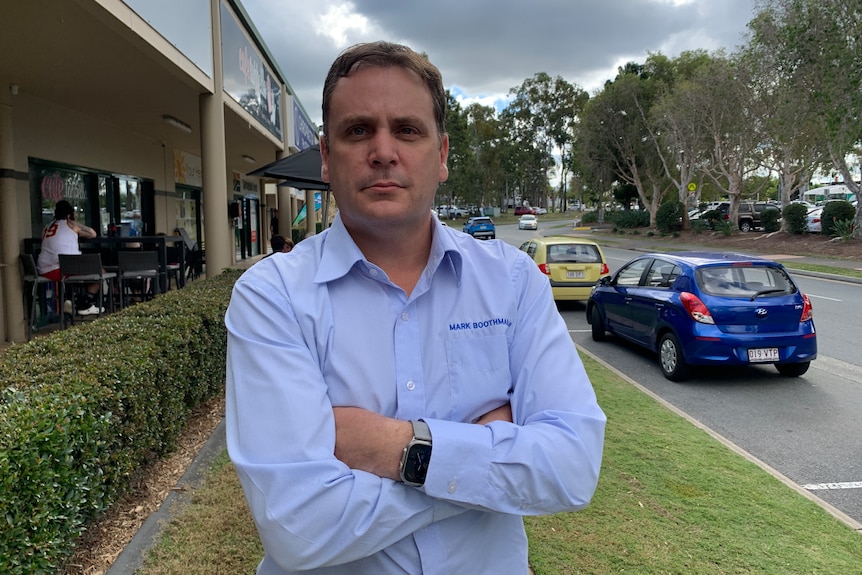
{"left": 137, "top": 355, "right": 862, "bottom": 575}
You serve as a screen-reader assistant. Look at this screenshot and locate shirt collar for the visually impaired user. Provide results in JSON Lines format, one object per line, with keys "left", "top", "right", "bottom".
{"left": 315, "top": 213, "right": 463, "bottom": 285}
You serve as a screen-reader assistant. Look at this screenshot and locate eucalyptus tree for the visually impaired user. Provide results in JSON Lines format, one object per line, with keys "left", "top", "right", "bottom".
{"left": 502, "top": 72, "right": 588, "bottom": 211}
{"left": 743, "top": 11, "right": 825, "bottom": 214}
{"left": 653, "top": 52, "right": 767, "bottom": 227}
{"left": 750, "top": 0, "right": 862, "bottom": 236}
{"left": 440, "top": 92, "right": 477, "bottom": 208}
{"left": 577, "top": 62, "right": 672, "bottom": 227}
{"left": 464, "top": 102, "right": 505, "bottom": 210}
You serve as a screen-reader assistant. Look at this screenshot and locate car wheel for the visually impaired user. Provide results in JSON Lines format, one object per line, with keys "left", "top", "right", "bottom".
{"left": 739, "top": 220, "right": 752, "bottom": 232}
{"left": 590, "top": 307, "right": 606, "bottom": 342}
{"left": 775, "top": 362, "right": 810, "bottom": 377}
{"left": 658, "top": 332, "right": 689, "bottom": 381}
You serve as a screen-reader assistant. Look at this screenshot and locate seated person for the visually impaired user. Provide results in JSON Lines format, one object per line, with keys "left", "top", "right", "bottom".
{"left": 267, "top": 234, "right": 294, "bottom": 256}
{"left": 37, "top": 200, "right": 103, "bottom": 316}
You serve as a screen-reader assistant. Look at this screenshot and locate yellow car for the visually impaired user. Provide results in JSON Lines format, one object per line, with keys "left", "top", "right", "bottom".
{"left": 518, "top": 236, "right": 610, "bottom": 301}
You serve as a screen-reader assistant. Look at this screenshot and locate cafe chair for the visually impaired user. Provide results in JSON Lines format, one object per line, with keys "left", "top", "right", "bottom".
{"left": 58, "top": 253, "right": 117, "bottom": 329}
{"left": 118, "top": 250, "right": 161, "bottom": 308}
{"left": 19, "top": 253, "right": 55, "bottom": 340}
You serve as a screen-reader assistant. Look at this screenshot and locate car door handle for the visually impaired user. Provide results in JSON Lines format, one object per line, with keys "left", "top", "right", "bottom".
{"left": 624, "top": 297, "right": 633, "bottom": 304}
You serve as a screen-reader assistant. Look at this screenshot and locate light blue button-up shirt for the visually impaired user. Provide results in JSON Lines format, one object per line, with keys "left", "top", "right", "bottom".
{"left": 225, "top": 215, "right": 606, "bottom": 574}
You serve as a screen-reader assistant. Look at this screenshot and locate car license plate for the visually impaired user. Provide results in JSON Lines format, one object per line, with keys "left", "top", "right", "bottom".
{"left": 566, "top": 271, "right": 585, "bottom": 279}
{"left": 748, "top": 348, "right": 779, "bottom": 362}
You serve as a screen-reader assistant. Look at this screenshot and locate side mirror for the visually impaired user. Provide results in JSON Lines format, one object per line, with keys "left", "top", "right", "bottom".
{"left": 598, "top": 276, "right": 612, "bottom": 286}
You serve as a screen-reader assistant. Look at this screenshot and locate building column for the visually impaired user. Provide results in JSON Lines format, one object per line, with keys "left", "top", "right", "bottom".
{"left": 0, "top": 90, "right": 26, "bottom": 342}
{"left": 305, "top": 188, "right": 316, "bottom": 237}
{"left": 200, "top": 0, "right": 231, "bottom": 276}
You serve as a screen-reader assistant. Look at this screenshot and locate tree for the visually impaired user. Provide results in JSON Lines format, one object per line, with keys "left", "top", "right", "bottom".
{"left": 503, "top": 73, "right": 588, "bottom": 211}
{"left": 654, "top": 53, "right": 768, "bottom": 228}
{"left": 751, "top": 0, "right": 862, "bottom": 237}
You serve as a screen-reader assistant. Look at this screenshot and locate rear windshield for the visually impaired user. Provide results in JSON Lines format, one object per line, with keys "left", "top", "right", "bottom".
{"left": 472, "top": 218, "right": 492, "bottom": 224}
{"left": 546, "top": 243, "right": 601, "bottom": 263}
{"left": 697, "top": 265, "right": 795, "bottom": 297}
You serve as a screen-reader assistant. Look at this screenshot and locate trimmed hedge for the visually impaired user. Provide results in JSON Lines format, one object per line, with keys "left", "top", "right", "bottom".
{"left": 0, "top": 269, "right": 241, "bottom": 574}
{"left": 782, "top": 203, "right": 809, "bottom": 234}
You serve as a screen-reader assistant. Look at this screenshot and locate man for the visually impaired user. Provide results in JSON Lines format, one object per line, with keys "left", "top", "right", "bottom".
{"left": 225, "top": 41, "right": 605, "bottom": 574}
{"left": 37, "top": 200, "right": 102, "bottom": 315}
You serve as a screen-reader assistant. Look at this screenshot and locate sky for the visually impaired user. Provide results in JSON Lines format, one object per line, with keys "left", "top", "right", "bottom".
{"left": 240, "top": 0, "right": 758, "bottom": 130}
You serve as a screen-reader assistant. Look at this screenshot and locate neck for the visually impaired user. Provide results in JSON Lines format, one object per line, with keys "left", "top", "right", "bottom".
{"left": 348, "top": 219, "right": 433, "bottom": 296}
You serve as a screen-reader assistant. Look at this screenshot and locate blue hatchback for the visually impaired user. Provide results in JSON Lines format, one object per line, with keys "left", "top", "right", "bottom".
{"left": 586, "top": 252, "right": 816, "bottom": 381}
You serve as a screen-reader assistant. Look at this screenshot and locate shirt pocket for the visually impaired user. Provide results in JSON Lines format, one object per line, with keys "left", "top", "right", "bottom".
{"left": 444, "top": 333, "right": 512, "bottom": 423}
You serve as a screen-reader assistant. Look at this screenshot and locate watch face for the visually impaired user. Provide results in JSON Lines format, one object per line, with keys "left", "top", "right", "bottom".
{"left": 403, "top": 443, "right": 433, "bottom": 484}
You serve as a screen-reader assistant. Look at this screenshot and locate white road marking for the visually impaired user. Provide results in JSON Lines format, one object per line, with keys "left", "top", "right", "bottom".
{"left": 803, "top": 482, "right": 862, "bottom": 491}
{"left": 806, "top": 293, "right": 842, "bottom": 302}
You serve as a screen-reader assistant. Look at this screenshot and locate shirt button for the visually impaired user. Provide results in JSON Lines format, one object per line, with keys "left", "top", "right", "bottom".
{"left": 369, "top": 268, "right": 379, "bottom": 276}
{"left": 401, "top": 312, "right": 409, "bottom": 321}
{"left": 448, "top": 481, "right": 458, "bottom": 494}
{"left": 406, "top": 381, "right": 415, "bottom": 391}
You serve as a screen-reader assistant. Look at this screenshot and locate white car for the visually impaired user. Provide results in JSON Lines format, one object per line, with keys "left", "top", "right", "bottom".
{"left": 533, "top": 207, "right": 548, "bottom": 215}
{"left": 805, "top": 207, "right": 823, "bottom": 233}
{"left": 518, "top": 214, "right": 538, "bottom": 230}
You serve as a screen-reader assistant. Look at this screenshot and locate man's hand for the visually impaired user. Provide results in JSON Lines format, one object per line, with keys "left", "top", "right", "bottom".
{"left": 333, "top": 407, "right": 412, "bottom": 481}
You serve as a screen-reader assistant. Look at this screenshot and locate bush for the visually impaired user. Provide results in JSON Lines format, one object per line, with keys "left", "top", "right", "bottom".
{"left": 0, "top": 270, "right": 241, "bottom": 574}
{"left": 821, "top": 201, "right": 856, "bottom": 237}
{"left": 761, "top": 208, "right": 782, "bottom": 232}
{"left": 610, "top": 210, "right": 650, "bottom": 229}
{"left": 782, "top": 203, "right": 809, "bottom": 234}
{"left": 581, "top": 210, "right": 599, "bottom": 224}
{"left": 656, "top": 201, "right": 685, "bottom": 233}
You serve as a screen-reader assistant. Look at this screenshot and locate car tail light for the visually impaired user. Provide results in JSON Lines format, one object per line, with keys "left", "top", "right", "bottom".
{"left": 800, "top": 293, "right": 813, "bottom": 322}
{"left": 538, "top": 263, "right": 550, "bottom": 275}
{"left": 600, "top": 263, "right": 609, "bottom": 275}
{"left": 680, "top": 292, "right": 715, "bottom": 324}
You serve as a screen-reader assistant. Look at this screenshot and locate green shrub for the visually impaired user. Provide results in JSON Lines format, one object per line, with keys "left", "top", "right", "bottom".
{"left": 714, "top": 218, "right": 735, "bottom": 236}
{"left": 0, "top": 270, "right": 241, "bottom": 574}
{"left": 611, "top": 210, "right": 650, "bottom": 229}
{"left": 782, "top": 203, "right": 809, "bottom": 234}
{"left": 700, "top": 209, "right": 723, "bottom": 229}
{"left": 821, "top": 201, "right": 856, "bottom": 237}
{"left": 656, "top": 201, "right": 685, "bottom": 233}
{"left": 581, "top": 210, "right": 599, "bottom": 224}
{"left": 761, "top": 208, "right": 782, "bottom": 232}
{"left": 831, "top": 218, "right": 856, "bottom": 240}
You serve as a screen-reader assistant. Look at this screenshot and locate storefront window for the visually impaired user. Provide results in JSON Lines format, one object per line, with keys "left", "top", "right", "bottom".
{"left": 33, "top": 166, "right": 93, "bottom": 236}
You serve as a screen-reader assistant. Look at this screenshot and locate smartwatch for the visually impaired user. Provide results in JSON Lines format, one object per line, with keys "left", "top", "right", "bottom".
{"left": 399, "top": 419, "right": 433, "bottom": 486}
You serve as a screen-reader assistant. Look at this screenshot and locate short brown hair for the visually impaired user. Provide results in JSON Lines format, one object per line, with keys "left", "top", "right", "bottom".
{"left": 321, "top": 41, "right": 446, "bottom": 140}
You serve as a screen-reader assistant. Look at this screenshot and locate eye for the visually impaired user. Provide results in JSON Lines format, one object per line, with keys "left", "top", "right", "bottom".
{"left": 348, "top": 125, "right": 369, "bottom": 136}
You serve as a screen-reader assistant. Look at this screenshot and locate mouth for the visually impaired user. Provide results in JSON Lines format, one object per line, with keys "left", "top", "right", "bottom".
{"left": 363, "top": 180, "right": 405, "bottom": 193}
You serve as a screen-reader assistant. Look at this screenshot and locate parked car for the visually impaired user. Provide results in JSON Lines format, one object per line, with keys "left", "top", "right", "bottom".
{"left": 518, "top": 214, "right": 538, "bottom": 230}
{"left": 462, "top": 216, "right": 495, "bottom": 239}
{"left": 715, "top": 201, "right": 781, "bottom": 232}
{"left": 518, "top": 236, "right": 609, "bottom": 301}
{"left": 586, "top": 252, "right": 816, "bottom": 381}
{"left": 533, "top": 207, "right": 548, "bottom": 215}
{"left": 437, "top": 205, "right": 468, "bottom": 219}
{"left": 805, "top": 207, "right": 823, "bottom": 233}
{"left": 514, "top": 206, "right": 536, "bottom": 216}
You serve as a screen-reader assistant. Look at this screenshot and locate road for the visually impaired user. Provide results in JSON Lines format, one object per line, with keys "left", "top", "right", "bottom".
{"left": 497, "top": 221, "right": 862, "bottom": 527}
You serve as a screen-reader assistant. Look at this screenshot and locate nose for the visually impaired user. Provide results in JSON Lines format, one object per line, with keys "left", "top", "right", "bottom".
{"left": 368, "top": 133, "right": 398, "bottom": 166}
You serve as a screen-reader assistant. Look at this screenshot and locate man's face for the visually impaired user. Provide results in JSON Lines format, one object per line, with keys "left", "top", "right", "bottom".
{"left": 320, "top": 65, "right": 448, "bottom": 232}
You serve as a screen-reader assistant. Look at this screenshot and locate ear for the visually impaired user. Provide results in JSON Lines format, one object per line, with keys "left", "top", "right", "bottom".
{"left": 320, "top": 137, "right": 330, "bottom": 183}
{"left": 438, "top": 133, "right": 450, "bottom": 183}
